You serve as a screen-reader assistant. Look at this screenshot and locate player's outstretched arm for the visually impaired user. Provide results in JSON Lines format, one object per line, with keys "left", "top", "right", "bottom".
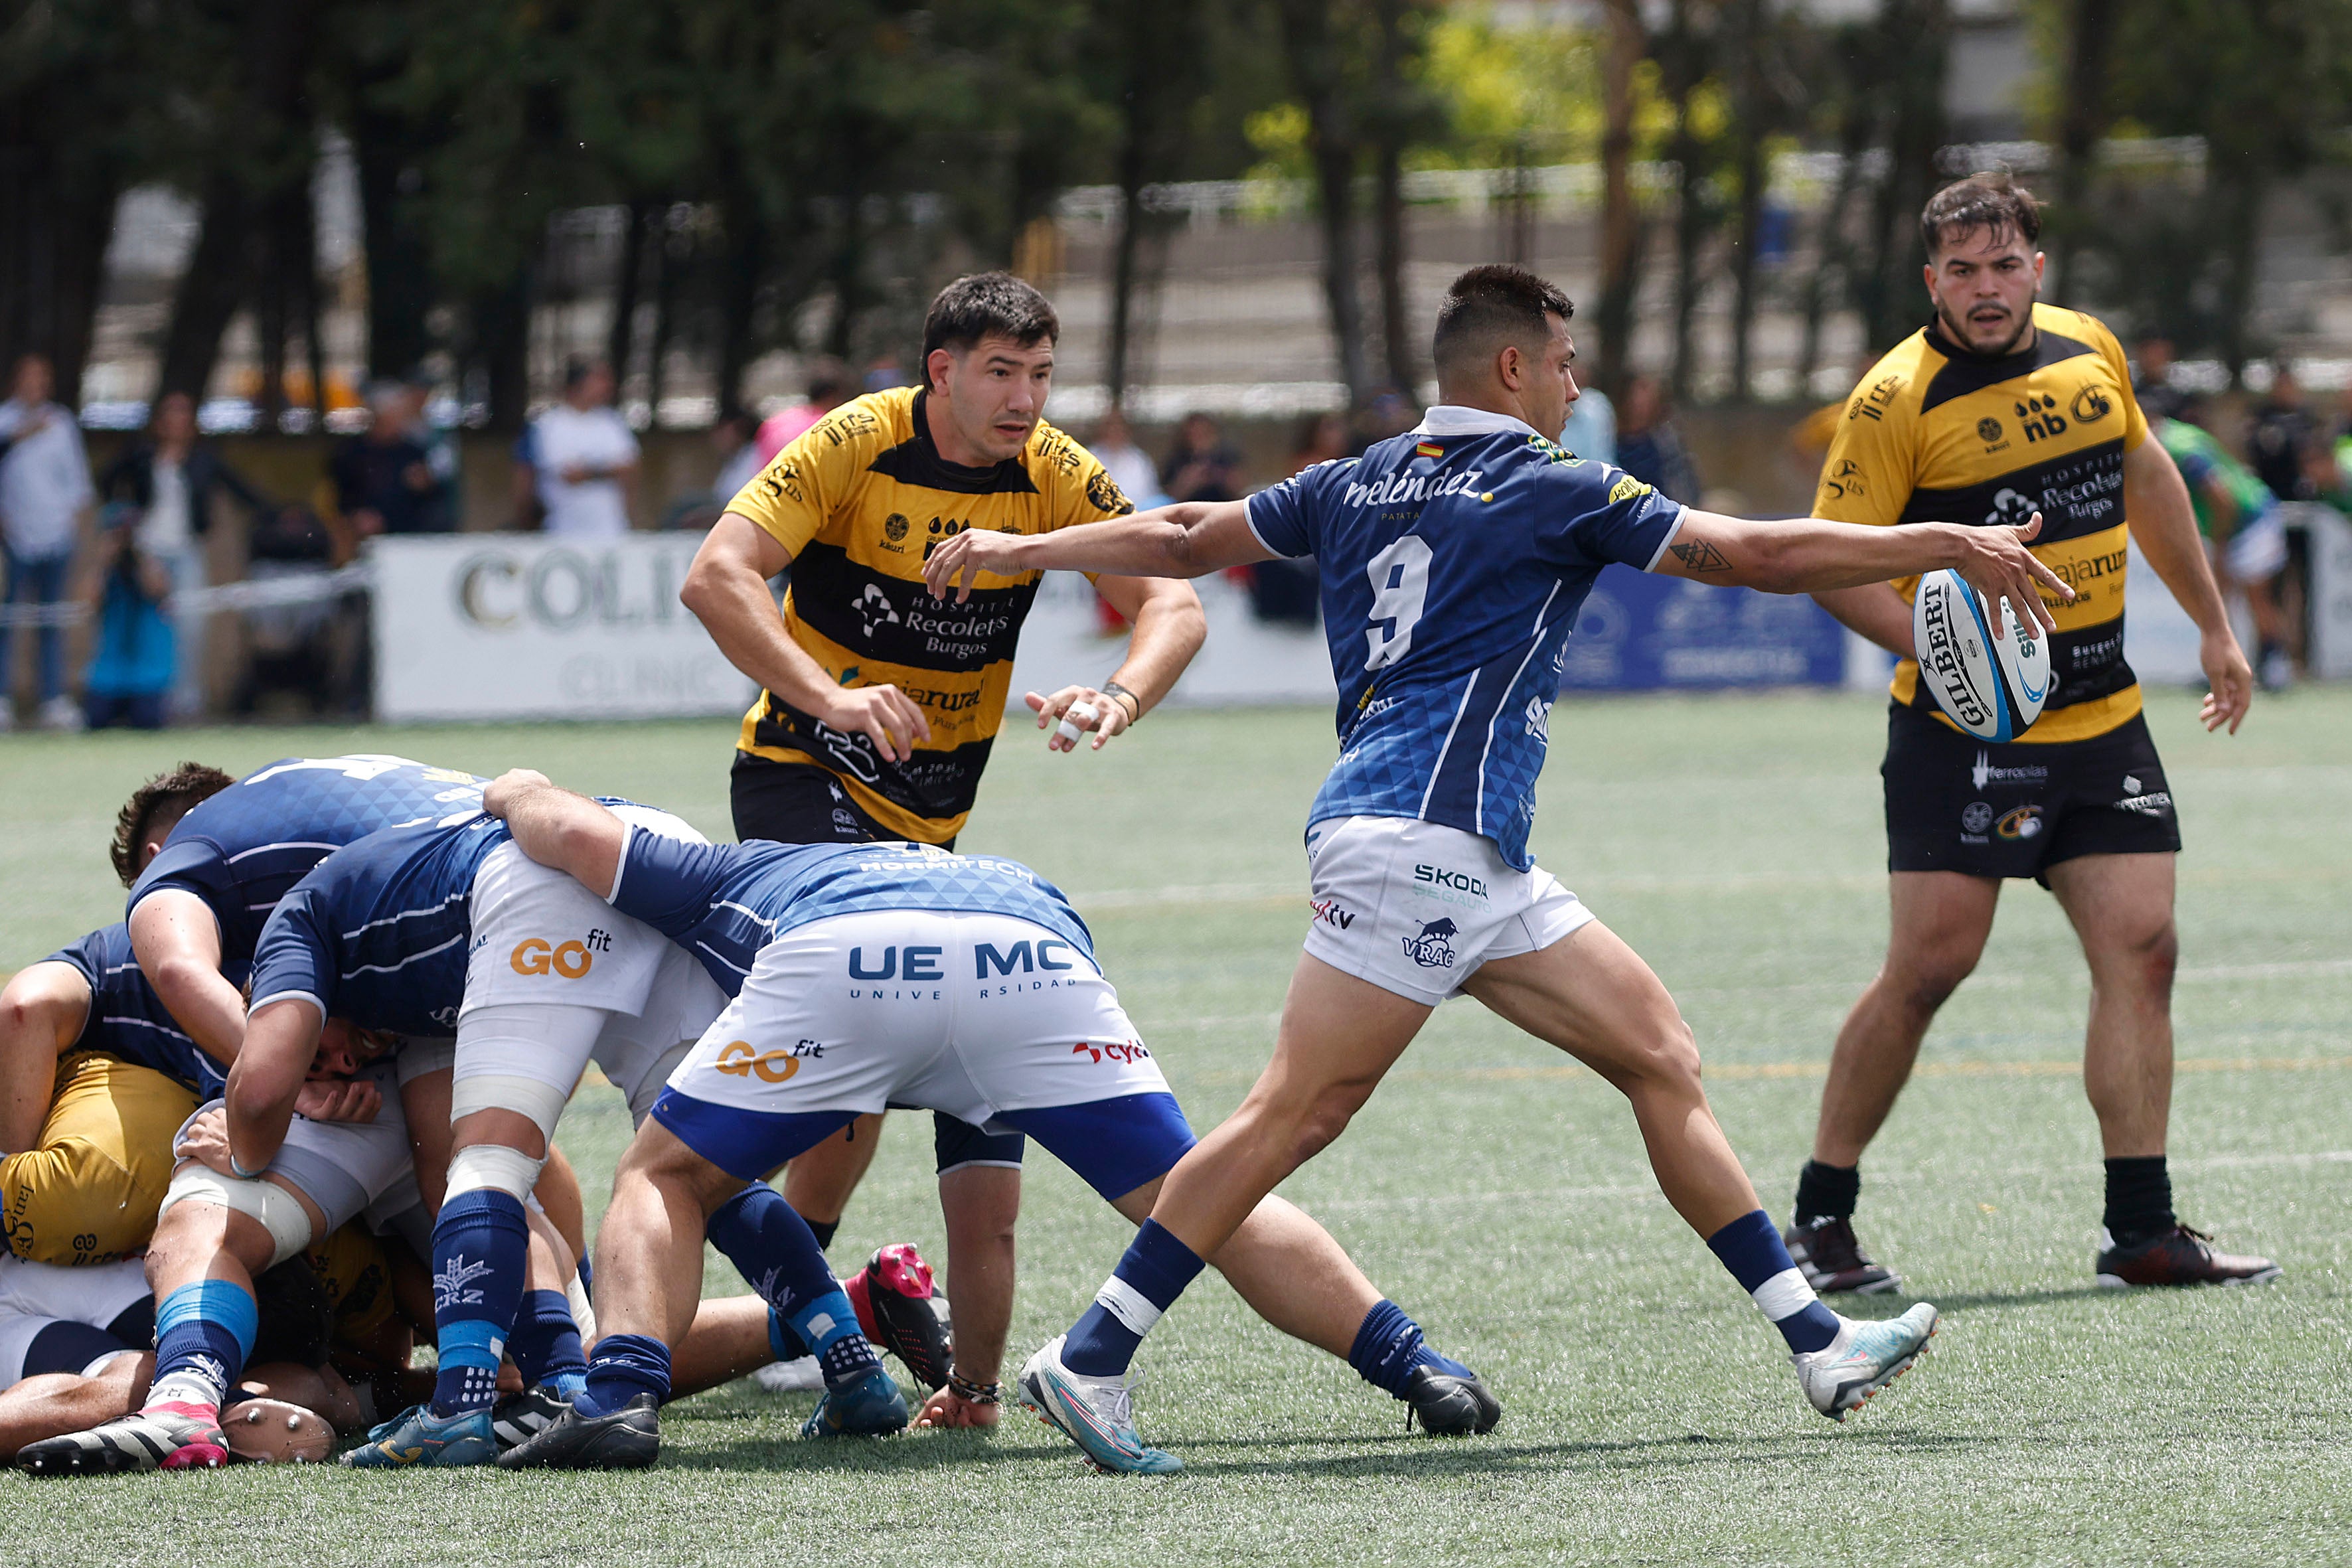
{"left": 480, "top": 770, "right": 627, "bottom": 896}
{"left": 1656, "top": 508, "right": 2073, "bottom": 633}
{"left": 922, "top": 499, "right": 1273, "bottom": 603}
{"left": 224, "top": 998, "right": 323, "bottom": 1176}
{"left": 0, "top": 962, "right": 87, "bottom": 1154}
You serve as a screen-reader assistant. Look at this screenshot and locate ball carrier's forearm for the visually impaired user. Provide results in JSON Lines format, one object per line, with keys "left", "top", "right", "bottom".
{"left": 1660, "top": 510, "right": 2072, "bottom": 628}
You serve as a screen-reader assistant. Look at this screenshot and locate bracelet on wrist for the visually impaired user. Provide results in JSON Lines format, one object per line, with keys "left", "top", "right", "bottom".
{"left": 1101, "top": 680, "right": 1141, "bottom": 724}
{"left": 947, "top": 1371, "right": 1002, "bottom": 1405}
{"left": 228, "top": 1152, "right": 265, "bottom": 1181}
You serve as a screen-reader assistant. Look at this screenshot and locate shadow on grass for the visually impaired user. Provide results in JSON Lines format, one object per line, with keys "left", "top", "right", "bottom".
{"left": 657, "top": 1420, "right": 2000, "bottom": 1479}
{"left": 1906, "top": 1286, "right": 2112, "bottom": 1312}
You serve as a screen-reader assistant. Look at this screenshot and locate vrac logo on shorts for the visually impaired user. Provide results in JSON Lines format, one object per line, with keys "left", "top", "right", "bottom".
{"left": 511, "top": 928, "right": 611, "bottom": 979}
{"left": 1402, "top": 917, "right": 1458, "bottom": 969}
{"left": 1071, "top": 1040, "right": 1152, "bottom": 1065}
{"left": 714, "top": 1039, "right": 815, "bottom": 1084}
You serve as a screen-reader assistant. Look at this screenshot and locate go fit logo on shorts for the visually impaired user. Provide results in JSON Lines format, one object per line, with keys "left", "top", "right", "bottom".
{"left": 510, "top": 927, "right": 614, "bottom": 979}
{"left": 714, "top": 1038, "right": 826, "bottom": 1083}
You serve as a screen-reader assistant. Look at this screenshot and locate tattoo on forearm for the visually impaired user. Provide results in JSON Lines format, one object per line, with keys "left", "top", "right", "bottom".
{"left": 1670, "top": 539, "right": 1733, "bottom": 573}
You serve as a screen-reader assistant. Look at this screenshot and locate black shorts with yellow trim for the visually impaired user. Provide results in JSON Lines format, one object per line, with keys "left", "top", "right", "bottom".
{"left": 727, "top": 753, "right": 1017, "bottom": 1174}
{"left": 1883, "top": 702, "right": 2179, "bottom": 884}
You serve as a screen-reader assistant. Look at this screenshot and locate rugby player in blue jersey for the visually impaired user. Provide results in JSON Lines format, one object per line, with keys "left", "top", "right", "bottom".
{"left": 922, "top": 264, "right": 2075, "bottom": 1471}
{"left": 471, "top": 773, "right": 1499, "bottom": 1469}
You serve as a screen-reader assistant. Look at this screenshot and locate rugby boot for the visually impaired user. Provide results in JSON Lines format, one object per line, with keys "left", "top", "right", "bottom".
{"left": 1782, "top": 1216, "right": 1902, "bottom": 1295}
{"left": 1018, "top": 1334, "right": 1182, "bottom": 1475}
{"left": 222, "top": 1398, "right": 334, "bottom": 1464}
{"left": 845, "top": 1243, "right": 954, "bottom": 1390}
{"left": 491, "top": 1383, "right": 574, "bottom": 1452}
{"left": 341, "top": 1402, "right": 497, "bottom": 1467}
{"left": 801, "top": 1364, "right": 909, "bottom": 1438}
{"left": 499, "top": 1395, "right": 660, "bottom": 1470}
{"left": 17, "top": 1404, "right": 228, "bottom": 1474}
{"left": 1401, "top": 1364, "right": 1502, "bottom": 1436}
{"left": 2095, "top": 1225, "right": 2280, "bottom": 1289}
{"left": 1792, "top": 1304, "right": 1939, "bottom": 1422}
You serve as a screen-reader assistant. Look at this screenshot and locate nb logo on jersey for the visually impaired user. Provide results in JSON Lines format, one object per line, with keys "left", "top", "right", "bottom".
{"left": 2015, "top": 392, "right": 2067, "bottom": 443}
{"left": 511, "top": 929, "right": 610, "bottom": 979}
{"left": 716, "top": 1040, "right": 804, "bottom": 1084}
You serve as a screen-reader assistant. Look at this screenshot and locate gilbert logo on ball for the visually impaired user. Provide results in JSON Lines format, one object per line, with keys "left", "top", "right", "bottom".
{"left": 1912, "top": 568, "right": 2050, "bottom": 742}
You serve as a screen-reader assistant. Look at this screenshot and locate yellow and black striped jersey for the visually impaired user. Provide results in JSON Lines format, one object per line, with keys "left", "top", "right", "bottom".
{"left": 723, "top": 386, "right": 1135, "bottom": 842}
{"left": 1814, "top": 302, "right": 2149, "bottom": 744}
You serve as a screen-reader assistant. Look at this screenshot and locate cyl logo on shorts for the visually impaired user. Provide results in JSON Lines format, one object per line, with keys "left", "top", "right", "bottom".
{"left": 510, "top": 929, "right": 610, "bottom": 979}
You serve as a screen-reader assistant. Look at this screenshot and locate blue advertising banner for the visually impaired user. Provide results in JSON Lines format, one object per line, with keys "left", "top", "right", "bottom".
{"left": 1557, "top": 566, "right": 1847, "bottom": 690}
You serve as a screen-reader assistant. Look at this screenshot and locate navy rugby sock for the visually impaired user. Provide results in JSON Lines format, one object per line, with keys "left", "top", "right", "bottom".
{"left": 576, "top": 1333, "right": 670, "bottom": 1417}
{"left": 1348, "top": 1300, "right": 1473, "bottom": 1398}
{"left": 146, "top": 1280, "right": 259, "bottom": 1414}
{"left": 510, "top": 1289, "right": 588, "bottom": 1400}
{"left": 807, "top": 1217, "right": 840, "bottom": 1253}
{"left": 1061, "top": 1219, "right": 1205, "bottom": 1377}
{"left": 707, "top": 1184, "right": 880, "bottom": 1389}
{"left": 1708, "top": 1210, "right": 1841, "bottom": 1355}
{"left": 430, "top": 1190, "right": 532, "bottom": 1417}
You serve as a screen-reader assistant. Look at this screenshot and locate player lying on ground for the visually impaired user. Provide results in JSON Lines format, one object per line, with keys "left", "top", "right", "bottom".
{"left": 15, "top": 1017, "right": 420, "bottom": 1472}
{"left": 0, "top": 1242, "right": 364, "bottom": 1466}
{"left": 477, "top": 775, "right": 1499, "bottom": 1470}
{"left": 922, "top": 263, "right": 2075, "bottom": 1472}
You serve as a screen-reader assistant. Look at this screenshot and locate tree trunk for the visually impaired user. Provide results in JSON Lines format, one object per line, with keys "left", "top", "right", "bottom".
{"left": 353, "top": 104, "right": 437, "bottom": 379}
{"left": 716, "top": 196, "right": 765, "bottom": 418}
{"left": 1277, "top": 0, "right": 1370, "bottom": 406}
{"left": 1374, "top": 137, "right": 1414, "bottom": 398}
{"left": 156, "top": 175, "right": 254, "bottom": 403}
{"left": 2046, "top": 0, "right": 2117, "bottom": 302}
{"left": 1105, "top": 62, "right": 1152, "bottom": 407}
{"left": 2217, "top": 164, "right": 2265, "bottom": 385}
{"left": 472, "top": 262, "right": 535, "bottom": 435}
{"left": 1594, "top": 0, "right": 1646, "bottom": 396}
{"left": 1859, "top": 0, "right": 1948, "bottom": 353}
{"left": 607, "top": 199, "right": 652, "bottom": 394}
{"left": 1797, "top": 77, "right": 1876, "bottom": 394}
{"left": 1725, "top": 0, "right": 1768, "bottom": 402}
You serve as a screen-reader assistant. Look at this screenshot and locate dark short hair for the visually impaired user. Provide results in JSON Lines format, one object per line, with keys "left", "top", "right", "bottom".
{"left": 1432, "top": 265, "right": 1574, "bottom": 377}
{"left": 921, "top": 273, "right": 1059, "bottom": 368}
{"left": 1920, "top": 173, "right": 2042, "bottom": 260}
{"left": 112, "top": 761, "right": 234, "bottom": 887}
{"left": 562, "top": 355, "right": 602, "bottom": 390}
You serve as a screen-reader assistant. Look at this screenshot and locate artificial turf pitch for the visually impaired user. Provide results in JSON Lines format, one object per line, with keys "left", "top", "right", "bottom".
{"left": 0, "top": 686, "right": 2345, "bottom": 1566}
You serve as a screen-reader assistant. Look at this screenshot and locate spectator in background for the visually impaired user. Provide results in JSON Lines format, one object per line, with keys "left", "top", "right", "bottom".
{"left": 77, "top": 503, "right": 175, "bottom": 730}
{"left": 2132, "top": 333, "right": 2190, "bottom": 422}
{"left": 663, "top": 407, "right": 762, "bottom": 531}
{"left": 1230, "top": 414, "right": 1343, "bottom": 629}
{"left": 1089, "top": 406, "right": 1164, "bottom": 509}
{"left": 755, "top": 360, "right": 850, "bottom": 465}
{"left": 100, "top": 388, "right": 287, "bottom": 719}
{"left": 2247, "top": 360, "right": 2317, "bottom": 502}
{"left": 1353, "top": 389, "right": 1418, "bottom": 453}
{"left": 1161, "top": 411, "right": 1243, "bottom": 503}
{"left": 1616, "top": 374, "right": 1703, "bottom": 503}
{"left": 1291, "top": 412, "right": 1349, "bottom": 475}
{"left": 2159, "top": 398, "right": 2294, "bottom": 690}
{"left": 0, "top": 353, "right": 94, "bottom": 732}
{"left": 403, "top": 369, "right": 461, "bottom": 528}
{"left": 331, "top": 379, "right": 445, "bottom": 538}
{"left": 862, "top": 353, "right": 908, "bottom": 394}
{"left": 1560, "top": 376, "right": 1616, "bottom": 465}
{"left": 514, "top": 357, "right": 638, "bottom": 539}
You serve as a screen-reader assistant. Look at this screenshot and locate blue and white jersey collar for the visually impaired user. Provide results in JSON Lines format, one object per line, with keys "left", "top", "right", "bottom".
{"left": 1408, "top": 405, "right": 1551, "bottom": 443}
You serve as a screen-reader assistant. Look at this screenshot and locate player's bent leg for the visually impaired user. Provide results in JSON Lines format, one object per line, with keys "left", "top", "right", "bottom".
{"left": 1792, "top": 871, "right": 1999, "bottom": 1294}
{"left": 2047, "top": 854, "right": 2278, "bottom": 1288}
{"left": 1466, "top": 920, "right": 1941, "bottom": 1421}
{"left": 779, "top": 1114, "right": 888, "bottom": 1245}
{"left": 0, "top": 1354, "right": 148, "bottom": 1462}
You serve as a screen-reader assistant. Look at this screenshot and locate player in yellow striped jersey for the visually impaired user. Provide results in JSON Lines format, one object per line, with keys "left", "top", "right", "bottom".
{"left": 675, "top": 273, "right": 1206, "bottom": 1332}
{"left": 1784, "top": 174, "right": 2276, "bottom": 1294}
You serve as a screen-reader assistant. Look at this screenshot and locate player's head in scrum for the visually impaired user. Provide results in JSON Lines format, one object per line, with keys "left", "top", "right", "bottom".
{"left": 110, "top": 761, "right": 234, "bottom": 886}
{"left": 1919, "top": 171, "right": 2044, "bottom": 359}
{"left": 1430, "top": 264, "right": 1581, "bottom": 442}
{"left": 921, "top": 271, "right": 1061, "bottom": 467}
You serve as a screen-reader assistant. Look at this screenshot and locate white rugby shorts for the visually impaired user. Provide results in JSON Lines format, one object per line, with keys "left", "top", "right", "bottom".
{"left": 0, "top": 1253, "right": 150, "bottom": 1383}
{"left": 1302, "top": 815, "right": 1593, "bottom": 1006}
{"left": 664, "top": 909, "right": 1168, "bottom": 1128}
{"left": 2224, "top": 509, "right": 2288, "bottom": 583}
{"left": 171, "top": 1058, "right": 413, "bottom": 1236}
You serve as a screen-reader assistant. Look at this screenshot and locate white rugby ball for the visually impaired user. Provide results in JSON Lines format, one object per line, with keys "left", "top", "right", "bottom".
{"left": 1911, "top": 568, "right": 2051, "bottom": 742}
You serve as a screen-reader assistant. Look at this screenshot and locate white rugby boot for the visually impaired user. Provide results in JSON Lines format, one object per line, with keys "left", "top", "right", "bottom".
{"left": 1793, "top": 1304, "right": 1938, "bottom": 1421}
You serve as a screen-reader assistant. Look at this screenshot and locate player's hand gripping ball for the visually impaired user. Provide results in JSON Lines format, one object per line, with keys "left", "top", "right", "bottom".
{"left": 1913, "top": 567, "right": 2051, "bottom": 742}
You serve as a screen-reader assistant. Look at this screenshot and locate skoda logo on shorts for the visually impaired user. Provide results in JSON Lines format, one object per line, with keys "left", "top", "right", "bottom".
{"left": 715, "top": 1040, "right": 801, "bottom": 1084}
{"left": 511, "top": 930, "right": 611, "bottom": 979}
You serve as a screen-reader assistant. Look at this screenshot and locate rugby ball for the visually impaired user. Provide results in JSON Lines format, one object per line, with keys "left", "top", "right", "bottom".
{"left": 1911, "top": 568, "right": 2050, "bottom": 742}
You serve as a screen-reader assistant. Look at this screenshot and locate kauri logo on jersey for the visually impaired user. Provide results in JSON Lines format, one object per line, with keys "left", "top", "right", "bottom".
{"left": 510, "top": 929, "right": 609, "bottom": 979}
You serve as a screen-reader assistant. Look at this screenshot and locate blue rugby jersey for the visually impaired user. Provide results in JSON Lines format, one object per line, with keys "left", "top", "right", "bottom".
{"left": 47, "top": 924, "right": 230, "bottom": 1097}
{"left": 608, "top": 830, "right": 1095, "bottom": 994}
{"left": 246, "top": 817, "right": 512, "bottom": 1038}
{"left": 129, "top": 755, "right": 486, "bottom": 967}
{"left": 1245, "top": 406, "right": 1687, "bottom": 869}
